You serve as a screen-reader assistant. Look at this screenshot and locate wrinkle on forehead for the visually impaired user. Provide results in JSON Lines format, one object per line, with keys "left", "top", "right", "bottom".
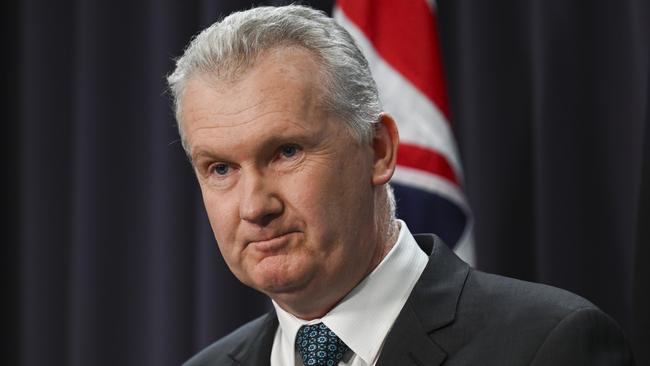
{"left": 188, "top": 112, "right": 315, "bottom": 146}
{"left": 187, "top": 101, "right": 289, "bottom": 130}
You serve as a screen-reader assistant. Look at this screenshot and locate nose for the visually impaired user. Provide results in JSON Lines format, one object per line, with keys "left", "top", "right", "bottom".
{"left": 238, "top": 170, "right": 283, "bottom": 226}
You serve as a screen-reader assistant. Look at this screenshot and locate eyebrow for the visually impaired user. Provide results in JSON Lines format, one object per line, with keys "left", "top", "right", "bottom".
{"left": 190, "top": 149, "right": 211, "bottom": 163}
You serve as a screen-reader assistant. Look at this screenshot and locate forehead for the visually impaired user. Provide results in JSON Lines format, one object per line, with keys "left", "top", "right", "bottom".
{"left": 180, "top": 47, "right": 335, "bottom": 152}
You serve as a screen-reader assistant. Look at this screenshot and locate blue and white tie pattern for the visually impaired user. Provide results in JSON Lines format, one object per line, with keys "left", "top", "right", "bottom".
{"left": 295, "top": 323, "right": 349, "bottom": 366}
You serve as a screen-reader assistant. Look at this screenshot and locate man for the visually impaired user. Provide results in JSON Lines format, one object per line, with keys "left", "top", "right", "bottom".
{"left": 167, "top": 5, "right": 634, "bottom": 366}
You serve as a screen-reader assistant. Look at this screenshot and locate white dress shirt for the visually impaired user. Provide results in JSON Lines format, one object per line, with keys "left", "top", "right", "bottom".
{"left": 270, "top": 220, "right": 429, "bottom": 366}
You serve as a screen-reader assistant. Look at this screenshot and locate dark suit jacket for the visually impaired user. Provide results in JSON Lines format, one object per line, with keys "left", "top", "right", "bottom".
{"left": 184, "top": 234, "right": 634, "bottom": 365}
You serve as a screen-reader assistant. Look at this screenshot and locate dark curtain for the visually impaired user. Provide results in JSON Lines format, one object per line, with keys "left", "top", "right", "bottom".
{"left": 437, "top": 0, "right": 649, "bottom": 364}
{"left": 6, "top": 0, "right": 647, "bottom": 365}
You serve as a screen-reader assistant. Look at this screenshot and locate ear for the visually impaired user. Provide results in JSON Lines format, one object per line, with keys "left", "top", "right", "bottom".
{"left": 372, "top": 113, "right": 399, "bottom": 186}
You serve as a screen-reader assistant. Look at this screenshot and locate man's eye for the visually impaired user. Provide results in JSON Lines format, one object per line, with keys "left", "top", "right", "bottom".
{"left": 212, "top": 163, "right": 230, "bottom": 175}
{"left": 280, "top": 145, "right": 299, "bottom": 158}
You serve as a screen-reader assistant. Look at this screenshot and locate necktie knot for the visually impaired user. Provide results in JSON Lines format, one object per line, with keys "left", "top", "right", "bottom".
{"left": 295, "top": 323, "right": 349, "bottom": 366}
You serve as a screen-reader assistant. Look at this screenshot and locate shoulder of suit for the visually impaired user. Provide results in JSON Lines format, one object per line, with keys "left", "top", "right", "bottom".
{"left": 415, "top": 233, "right": 603, "bottom": 326}
{"left": 465, "top": 268, "right": 597, "bottom": 317}
{"left": 442, "top": 268, "right": 614, "bottom": 352}
{"left": 423, "top": 267, "right": 633, "bottom": 364}
{"left": 460, "top": 269, "right": 633, "bottom": 363}
{"left": 183, "top": 312, "right": 274, "bottom": 366}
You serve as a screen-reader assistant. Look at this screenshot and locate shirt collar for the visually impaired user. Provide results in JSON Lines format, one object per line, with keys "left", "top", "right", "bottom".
{"left": 272, "top": 220, "right": 429, "bottom": 365}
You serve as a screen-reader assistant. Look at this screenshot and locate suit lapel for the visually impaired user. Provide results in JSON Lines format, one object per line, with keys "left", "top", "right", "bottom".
{"left": 378, "top": 234, "right": 470, "bottom": 366}
{"left": 377, "top": 301, "right": 447, "bottom": 365}
{"left": 228, "top": 311, "right": 278, "bottom": 366}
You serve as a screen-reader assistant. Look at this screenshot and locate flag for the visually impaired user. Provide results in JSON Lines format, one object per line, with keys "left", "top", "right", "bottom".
{"left": 334, "top": 0, "right": 475, "bottom": 265}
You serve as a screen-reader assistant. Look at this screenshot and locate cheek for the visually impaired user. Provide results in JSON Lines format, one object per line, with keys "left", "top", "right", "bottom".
{"left": 285, "top": 162, "right": 369, "bottom": 238}
{"left": 201, "top": 188, "right": 240, "bottom": 248}
{"left": 284, "top": 170, "right": 336, "bottom": 218}
{"left": 204, "top": 192, "right": 250, "bottom": 281}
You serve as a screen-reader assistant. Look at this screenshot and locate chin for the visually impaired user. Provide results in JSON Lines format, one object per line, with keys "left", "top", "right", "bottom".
{"left": 257, "top": 271, "right": 310, "bottom": 295}
{"left": 236, "top": 250, "right": 315, "bottom": 296}
{"left": 252, "top": 264, "right": 314, "bottom": 296}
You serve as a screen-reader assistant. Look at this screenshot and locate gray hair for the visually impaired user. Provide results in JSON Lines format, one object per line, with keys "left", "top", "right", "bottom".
{"left": 167, "top": 4, "right": 396, "bottom": 224}
{"left": 167, "top": 4, "right": 382, "bottom": 148}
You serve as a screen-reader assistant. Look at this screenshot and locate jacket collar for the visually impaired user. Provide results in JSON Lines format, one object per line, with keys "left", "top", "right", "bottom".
{"left": 228, "top": 311, "right": 277, "bottom": 366}
{"left": 377, "top": 234, "right": 470, "bottom": 366}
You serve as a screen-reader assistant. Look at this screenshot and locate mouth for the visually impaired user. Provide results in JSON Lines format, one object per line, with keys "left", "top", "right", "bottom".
{"left": 247, "top": 232, "right": 297, "bottom": 253}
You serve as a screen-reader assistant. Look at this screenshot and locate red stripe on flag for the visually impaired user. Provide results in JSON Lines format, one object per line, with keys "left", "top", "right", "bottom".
{"left": 337, "top": 0, "right": 450, "bottom": 119}
{"left": 397, "top": 143, "right": 459, "bottom": 186}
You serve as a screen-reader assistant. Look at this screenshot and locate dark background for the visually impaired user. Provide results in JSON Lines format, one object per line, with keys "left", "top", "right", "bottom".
{"left": 5, "top": 0, "right": 649, "bottom": 365}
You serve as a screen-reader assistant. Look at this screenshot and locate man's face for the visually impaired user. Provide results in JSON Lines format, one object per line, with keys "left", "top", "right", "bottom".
{"left": 180, "top": 47, "right": 387, "bottom": 316}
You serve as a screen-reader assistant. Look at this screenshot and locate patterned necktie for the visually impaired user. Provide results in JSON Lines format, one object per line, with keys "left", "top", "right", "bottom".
{"left": 295, "top": 322, "right": 350, "bottom": 366}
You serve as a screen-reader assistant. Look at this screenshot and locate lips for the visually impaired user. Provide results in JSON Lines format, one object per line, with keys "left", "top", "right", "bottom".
{"left": 246, "top": 231, "right": 297, "bottom": 252}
